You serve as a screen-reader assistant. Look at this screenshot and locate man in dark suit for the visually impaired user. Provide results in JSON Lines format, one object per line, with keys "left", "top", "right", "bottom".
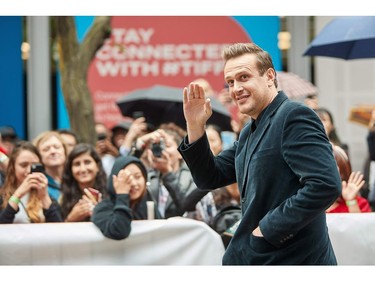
{"left": 178, "top": 43, "right": 341, "bottom": 265}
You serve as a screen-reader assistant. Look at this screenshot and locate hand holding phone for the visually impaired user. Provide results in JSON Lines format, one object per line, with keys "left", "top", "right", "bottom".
{"left": 30, "top": 163, "right": 45, "bottom": 174}
{"left": 97, "top": 133, "right": 107, "bottom": 141}
{"left": 84, "top": 187, "right": 100, "bottom": 203}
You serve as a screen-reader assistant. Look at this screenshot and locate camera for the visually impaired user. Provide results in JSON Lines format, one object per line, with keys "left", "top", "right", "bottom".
{"left": 30, "top": 163, "right": 45, "bottom": 174}
{"left": 151, "top": 139, "right": 165, "bottom": 158}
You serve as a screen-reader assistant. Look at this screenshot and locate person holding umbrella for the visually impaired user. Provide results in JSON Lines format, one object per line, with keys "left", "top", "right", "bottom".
{"left": 178, "top": 42, "right": 341, "bottom": 265}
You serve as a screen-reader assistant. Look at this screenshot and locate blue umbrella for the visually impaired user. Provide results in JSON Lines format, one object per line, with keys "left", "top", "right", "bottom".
{"left": 303, "top": 16, "right": 375, "bottom": 60}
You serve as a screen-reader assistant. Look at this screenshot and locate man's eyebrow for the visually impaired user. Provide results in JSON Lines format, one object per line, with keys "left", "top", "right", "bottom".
{"left": 225, "top": 69, "right": 249, "bottom": 79}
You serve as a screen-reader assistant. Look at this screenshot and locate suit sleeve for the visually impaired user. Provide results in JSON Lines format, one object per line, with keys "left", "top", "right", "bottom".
{"left": 178, "top": 133, "right": 237, "bottom": 190}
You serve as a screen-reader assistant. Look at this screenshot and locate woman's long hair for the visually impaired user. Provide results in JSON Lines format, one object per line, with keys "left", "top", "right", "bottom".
{"left": 315, "top": 108, "right": 343, "bottom": 146}
{"left": 60, "top": 143, "right": 107, "bottom": 220}
{"left": 0, "top": 141, "right": 44, "bottom": 223}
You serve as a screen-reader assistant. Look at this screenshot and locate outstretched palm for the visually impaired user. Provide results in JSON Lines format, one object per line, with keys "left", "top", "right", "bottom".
{"left": 183, "top": 83, "right": 212, "bottom": 127}
{"left": 341, "top": 171, "right": 365, "bottom": 201}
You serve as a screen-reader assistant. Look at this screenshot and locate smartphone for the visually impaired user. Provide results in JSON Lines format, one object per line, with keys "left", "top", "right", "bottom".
{"left": 97, "top": 133, "right": 107, "bottom": 141}
{"left": 30, "top": 163, "right": 45, "bottom": 174}
{"left": 87, "top": 187, "right": 100, "bottom": 201}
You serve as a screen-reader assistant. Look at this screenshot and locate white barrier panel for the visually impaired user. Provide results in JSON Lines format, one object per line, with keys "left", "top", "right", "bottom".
{"left": 0, "top": 217, "right": 225, "bottom": 265}
{"left": 327, "top": 213, "right": 375, "bottom": 265}
{"left": 1, "top": 213, "right": 375, "bottom": 265}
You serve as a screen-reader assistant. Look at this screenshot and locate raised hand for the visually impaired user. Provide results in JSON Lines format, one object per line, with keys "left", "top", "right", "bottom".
{"left": 183, "top": 83, "right": 213, "bottom": 143}
{"left": 112, "top": 168, "right": 133, "bottom": 195}
{"left": 341, "top": 171, "right": 365, "bottom": 201}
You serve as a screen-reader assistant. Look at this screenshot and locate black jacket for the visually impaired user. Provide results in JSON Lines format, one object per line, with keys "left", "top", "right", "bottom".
{"left": 179, "top": 92, "right": 341, "bottom": 265}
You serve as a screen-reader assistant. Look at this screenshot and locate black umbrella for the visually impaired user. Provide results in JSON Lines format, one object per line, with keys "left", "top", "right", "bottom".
{"left": 116, "top": 85, "right": 232, "bottom": 131}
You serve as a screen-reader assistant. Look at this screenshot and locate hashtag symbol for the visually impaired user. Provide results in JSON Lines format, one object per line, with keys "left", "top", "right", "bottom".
{"left": 162, "top": 62, "right": 180, "bottom": 76}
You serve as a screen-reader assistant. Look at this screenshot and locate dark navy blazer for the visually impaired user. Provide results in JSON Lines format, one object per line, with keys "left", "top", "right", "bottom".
{"left": 178, "top": 91, "right": 341, "bottom": 265}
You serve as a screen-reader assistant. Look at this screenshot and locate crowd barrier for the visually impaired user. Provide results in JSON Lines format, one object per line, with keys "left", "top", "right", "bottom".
{"left": 1, "top": 213, "right": 375, "bottom": 265}
{"left": 326, "top": 213, "right": 375, "bottom": 265}
{"left": 0, "top": 217, "right": 225, "bottom": 265}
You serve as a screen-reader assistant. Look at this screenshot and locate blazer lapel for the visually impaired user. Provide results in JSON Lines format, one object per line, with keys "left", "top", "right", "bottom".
{"left": 240, "top": 92, "right": 288, "bottom": 197}
{"left": 240, "top": 118, "right": 270, "bottom": 198}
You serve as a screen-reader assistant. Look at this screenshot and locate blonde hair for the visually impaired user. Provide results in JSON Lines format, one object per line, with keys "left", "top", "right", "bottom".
{"left": 32, "top": 130, "right": 68, "bottom": 158}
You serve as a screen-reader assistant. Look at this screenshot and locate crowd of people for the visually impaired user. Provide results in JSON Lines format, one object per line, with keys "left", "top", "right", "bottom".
{"left": 0, "top": 117, "right": 241, "bottom": 233}
{"left": 0, "top": 42, "right": 374, "bottom": 265}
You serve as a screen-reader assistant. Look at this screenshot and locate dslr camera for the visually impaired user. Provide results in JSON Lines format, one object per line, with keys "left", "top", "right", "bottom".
{"left": 151, "top": 139, "right": 165, "bottom": 158}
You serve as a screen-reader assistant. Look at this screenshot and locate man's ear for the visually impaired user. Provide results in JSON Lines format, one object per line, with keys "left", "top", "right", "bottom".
{"left": 266, "top": 68, "right": 276, "bottom": 87}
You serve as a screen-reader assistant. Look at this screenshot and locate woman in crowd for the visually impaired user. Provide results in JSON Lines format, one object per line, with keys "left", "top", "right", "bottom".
{"left": 0, "top": 141, "right": 62, "bottom": 223}
{"left": 59, "top": 143, "right": 107, "bottom": 222}
{"left": 326, "top": 144, "right": 371, "bottom": 213}
{"left": 33, "top": 131, "right": 68, "bottom": 202}
{"left": 315, "top": 107, "right": 349, "bottom": 156}
{"left": 206, "top": 125, "right": 240, "bottom": 211}
{"left": 92, "top": 155, "right": 161, "bottom": 239}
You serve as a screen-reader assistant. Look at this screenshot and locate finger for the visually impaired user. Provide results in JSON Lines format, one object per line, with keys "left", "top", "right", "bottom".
{"left": 189, "top": 83, "right": 196, "bottom": 99}
{"left": 358, "top": 180, "right": 365, "bottom": 189}
{"left": 83, "top": 188, "right": 97, "bottom": 203}
{"left": 193, "top": 83, "right": 201, "bottom": 99}
{"left": 205, "top": 98, "right": 213, "bottom": 116}
{"left": 183, "top": 87, "right": 189, "bottom": 103}
{"left": 134, "top": 116, "right": 146, "bottom": 123}
{"left": 197, "top": 84, "right": 205, "bottom": 99}
{"left": 98, "top": 193, "right": 103, "bottom": 203}
{"left": 353, "top": 172, "right": 363, "bottom": 183}
{"left": 348, "top": 172, "right": 354, "bottom": 182}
